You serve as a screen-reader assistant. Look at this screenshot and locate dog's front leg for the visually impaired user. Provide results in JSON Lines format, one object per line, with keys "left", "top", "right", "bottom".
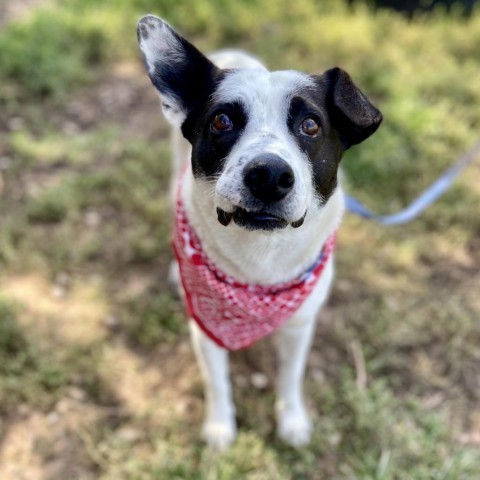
{"left": 189, "top": 320, "right": 236, "bottom": 450}
{"left": 275, "top": 314, "right": 317, "bottom": 447}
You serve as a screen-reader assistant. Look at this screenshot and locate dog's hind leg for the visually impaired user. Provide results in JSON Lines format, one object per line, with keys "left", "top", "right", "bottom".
{"left": 189, "top": 320, "right": 237, "bottom": 450}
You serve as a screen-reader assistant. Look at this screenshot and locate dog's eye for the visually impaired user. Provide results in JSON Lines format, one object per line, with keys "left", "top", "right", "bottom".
{"left": 300, "top": 117, "right": 320, "bottom": 137}
{"left": 211, "top": 113, "right": 233, "bottom": 133}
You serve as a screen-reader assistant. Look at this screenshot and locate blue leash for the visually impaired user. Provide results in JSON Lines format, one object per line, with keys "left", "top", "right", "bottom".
{"left": 345, "top": 138, "right": 480, "bottom": 226}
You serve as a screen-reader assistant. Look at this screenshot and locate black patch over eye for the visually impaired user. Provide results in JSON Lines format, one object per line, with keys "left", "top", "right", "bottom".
{"left": 287, "top": 93, "right": 342, "bottom": 203}
{"left": 189, "top": 100, "right": 247, "bottom": 179}
{"left": 211, "top": 113, "right": 234, "bottom": 133}
{"left": 300, "top": 117, "right": 321, "bottom": 137}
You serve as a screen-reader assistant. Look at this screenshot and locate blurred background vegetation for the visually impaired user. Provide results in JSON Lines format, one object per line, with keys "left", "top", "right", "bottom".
{"left": 0, "top": 0, "right": 479, "bottom": 478}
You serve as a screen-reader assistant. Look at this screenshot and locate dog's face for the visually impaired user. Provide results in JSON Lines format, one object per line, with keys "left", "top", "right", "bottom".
{"left": 138, "top": 16, "right": 382, "bottom": 231}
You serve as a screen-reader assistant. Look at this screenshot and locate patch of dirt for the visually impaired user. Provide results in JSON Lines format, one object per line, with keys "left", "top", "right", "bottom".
{"left": 99, "top": 340, "right": 199, "bottom": 424}
{"left": 3, "top": 273, "right": 110, "bottom": 346}
{"left": 0, "top": 397, "right": 102, "bottom": 480}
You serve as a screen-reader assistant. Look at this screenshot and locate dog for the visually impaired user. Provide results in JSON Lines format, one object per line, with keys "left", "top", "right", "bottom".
{"left": 137, "top": 15, "right": 382, "bottom": 450}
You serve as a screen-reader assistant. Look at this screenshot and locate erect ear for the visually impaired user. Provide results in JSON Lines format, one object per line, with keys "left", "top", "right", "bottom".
{"left": 137, "top": 15, "right": 220, "bottom": 127}
{"left": 323, "top": 67, "right": 382, "bottom": 149}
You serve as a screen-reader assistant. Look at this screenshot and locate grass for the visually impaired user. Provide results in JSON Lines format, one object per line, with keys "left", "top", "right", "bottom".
{"left": 0, "top": 10, "right": 106, "bottom": 102}
{"left": 1, "top": 0, "right": 480, "bottom": 478}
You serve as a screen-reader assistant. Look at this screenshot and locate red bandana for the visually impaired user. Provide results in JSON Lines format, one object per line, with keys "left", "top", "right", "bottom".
{"left": 172, "top": 198, "right": 336, "bottom": 351}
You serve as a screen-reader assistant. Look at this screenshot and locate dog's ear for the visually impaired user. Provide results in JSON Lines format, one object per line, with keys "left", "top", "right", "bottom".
{"left": 323, "top": 67, "right": 382, "bottom": 149}
{"left": 137, "top": 15, "right": 220, "bottom": 127}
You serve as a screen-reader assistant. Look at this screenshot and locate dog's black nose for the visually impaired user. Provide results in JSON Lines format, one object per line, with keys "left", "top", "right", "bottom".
{"left": 243, "top": 155, "right": 295, "bottom": 202}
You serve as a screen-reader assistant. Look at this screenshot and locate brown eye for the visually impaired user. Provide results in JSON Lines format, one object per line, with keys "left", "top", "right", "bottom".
{"left": 211, "top": 113, "right": 233, "bottom": 133}
{"left": 300, "top": 117, "right": 320, "bottom": 137}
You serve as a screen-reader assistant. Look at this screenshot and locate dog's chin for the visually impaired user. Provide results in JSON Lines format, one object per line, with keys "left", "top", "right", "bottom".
{"left": 216, "top": 207, "right": 306, "bottom": 231}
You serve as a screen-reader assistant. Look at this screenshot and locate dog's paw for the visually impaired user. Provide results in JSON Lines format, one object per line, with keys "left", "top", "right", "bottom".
{"left": 202, "top": 417, "right": 237, "bottom": 451}
{"left": 277, "top": 407, "right": 313, "bottom": 448}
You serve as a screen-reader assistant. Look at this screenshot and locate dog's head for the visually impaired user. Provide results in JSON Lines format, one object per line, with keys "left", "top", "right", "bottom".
{"left": 137, "top": 16, "right": 382, "bottom": 231}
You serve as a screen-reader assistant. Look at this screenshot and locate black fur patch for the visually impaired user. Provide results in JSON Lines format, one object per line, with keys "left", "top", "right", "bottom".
{"left": 184, "top": 98, "right": 248, "bottom": 179}
{"left": 139, "top": 19, "right": 224, "bottom": 124}
{"left": 138, "top": 23, "right": 149, "bottom": 40}
{"left": 288, "top": 70, "right": 382, "bottom": 200}
{"left": 288, "top": 93, "right": 344, "bottom": 202}
{"left": 151, "top": 52, "right": 220, "bottom": 120}
{"left": 322, "top": 68, "right": 383, "bottom": 149}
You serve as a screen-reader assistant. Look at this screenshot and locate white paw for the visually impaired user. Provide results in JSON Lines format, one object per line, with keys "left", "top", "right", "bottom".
{"left": 277, "top": 408, "right": 313, "bottom": 448}
{"left": 202, "top": 417, "right": 237, "bottom": 451}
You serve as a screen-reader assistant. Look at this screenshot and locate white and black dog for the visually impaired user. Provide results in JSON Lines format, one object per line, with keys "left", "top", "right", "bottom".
{"left": 137, "top": 15, "right": 382, "bottom": 450}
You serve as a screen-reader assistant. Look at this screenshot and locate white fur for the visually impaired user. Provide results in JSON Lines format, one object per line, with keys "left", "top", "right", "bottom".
{"left": 179, "top": 53, "right": 343, "bottom": 450}
{"left": 139, "top": 17, "right": 345, "bottom": 450}
{"left": 182, "top": 171, "right": 343, "bottom": 284}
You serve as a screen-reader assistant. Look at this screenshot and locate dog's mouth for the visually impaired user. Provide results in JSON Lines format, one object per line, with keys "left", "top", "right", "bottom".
{"left": 216, "top": 207, "right": 306, "bottom": 231}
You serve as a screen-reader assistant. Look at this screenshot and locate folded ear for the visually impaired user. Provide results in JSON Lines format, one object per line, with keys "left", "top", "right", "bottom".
{"left": 137, "top": 15, "right": 220, "bottom": 127}
{"left": 324, "top": 67, "right": 382, "bottom": 149}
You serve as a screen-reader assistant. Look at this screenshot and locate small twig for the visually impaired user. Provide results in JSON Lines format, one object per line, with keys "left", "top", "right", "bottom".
{"left": 350, "top": 339, "right": 367, "bottom": 391}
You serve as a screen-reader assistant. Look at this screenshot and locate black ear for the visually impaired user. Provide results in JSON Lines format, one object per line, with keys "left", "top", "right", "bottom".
{"left": 324, "top": 67, "right": 382, "bottom": 149}
{"left": 137, "top": 15, "right": 220, "bottom": 127}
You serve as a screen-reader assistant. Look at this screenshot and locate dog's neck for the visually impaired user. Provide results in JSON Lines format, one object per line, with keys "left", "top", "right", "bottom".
{"left": 180, "top": 167, "right": 344, "bottom": 285}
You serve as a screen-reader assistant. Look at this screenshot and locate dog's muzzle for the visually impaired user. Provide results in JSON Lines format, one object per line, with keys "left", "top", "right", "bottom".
{"left": 216, "top": 154, "right": 306, "bottom": 230}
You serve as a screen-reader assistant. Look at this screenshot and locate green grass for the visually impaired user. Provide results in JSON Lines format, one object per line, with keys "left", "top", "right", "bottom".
{"left": 1, "top": 0, "right": 480, "bottom": 478}
{"left": 0, "top": 10, "right": 106, "bottom": 102}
